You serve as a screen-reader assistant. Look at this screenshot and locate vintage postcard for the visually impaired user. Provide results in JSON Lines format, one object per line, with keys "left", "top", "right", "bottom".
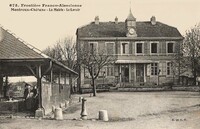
{"left": 0, "top": 0, "right": 200, "bottom": 129}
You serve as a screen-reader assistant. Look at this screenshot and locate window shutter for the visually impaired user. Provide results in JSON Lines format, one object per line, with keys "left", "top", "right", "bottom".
{"left": 94, "top": 43, "right": 98, "bottom": 54}
{"left": 162, "top": 62, "right": 166, "bottom": 75}
{"left": 129, "top": 42, "right": 132, "bottom": 54}
{"left": 159, "top": 42, "right": 162, "bottom": 53}
{"left": 147, "top": 64, "right": 151, "bottom": 76}
{"left": 84, "top": 43, "right": 89, "bottom": 50}
{"left": 159, "top": 63, "right": 163, "bottom": 75}
{"left": 113, "top": 43, "right": 116, "bottom": 54}
{"left": 125, "top": 43, "right": 129, "bottom": 54}
{"left": 174, "top": 42, "right": 179, "bottom": 53}
{"left": 114, "top": 65, "right": 119, "bottom": 76}
{"left": 107, "top": 43, "right": 114, "bottom": 55}
{"left": 117, "top": 42, "right": 121, "bottom": 54}
{"left": 84, "top": 68, "right": 90, "bottom": 78}
{"left": 132, "top": 42, "right": 135, "bottom": 55}
{"left": 162, "top": 42, "right": 166, "bottom": 54}
{"left": 144, "top": 42, "right": 148, "bottom": 54}
{"left": 98, "top": 42, "right": 104, "bottom": 54}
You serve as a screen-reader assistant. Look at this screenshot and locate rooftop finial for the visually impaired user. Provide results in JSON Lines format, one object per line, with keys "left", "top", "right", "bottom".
{"left": 130, "top": 1, "right": 132, "bottom": 12}
{"left": 126, "top": 1, "right": 136, "bottom": 21}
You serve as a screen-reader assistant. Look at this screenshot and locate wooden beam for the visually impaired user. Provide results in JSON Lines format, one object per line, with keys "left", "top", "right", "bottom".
{"left": 26, "top": 65, "right": 37, "bottom": 77}
{"left": 43, "top": 61, "right": 52, "bottom": 75}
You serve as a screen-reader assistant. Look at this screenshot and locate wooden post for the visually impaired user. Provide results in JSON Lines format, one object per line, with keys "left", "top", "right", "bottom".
{"left": 35, "top": 65, "right": 44, "bottom": 117}
{"left": 64, "top": 72, "right": 66, "bottom": 85}
{"left": 59, "top": 71, "right": 61, "bottom": 93}
{"left": 37, "top": 65, "right": 42, "bottom": 109}
{"left": 0, "top": 74, "right": 3, "bottom": 97}
{"left": 69, "top": 73, "right": 73, "bottom": 94}
{"left": 4, "top": 76, "right": 8, "bottom": 98}
{"left": 50, "top": 68, "right": 53, "bottom": 84}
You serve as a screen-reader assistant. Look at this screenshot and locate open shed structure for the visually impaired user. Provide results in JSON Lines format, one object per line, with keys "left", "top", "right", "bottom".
{"left": 0, "top": 26, "right": 78, "bottom": 117}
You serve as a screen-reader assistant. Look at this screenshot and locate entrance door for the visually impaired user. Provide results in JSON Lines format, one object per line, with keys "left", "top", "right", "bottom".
{"left": 136, "top": 64, "right": 144, "bottom": 83}
{"left": 121, "top": 65, "right": 129, "bottom": 82}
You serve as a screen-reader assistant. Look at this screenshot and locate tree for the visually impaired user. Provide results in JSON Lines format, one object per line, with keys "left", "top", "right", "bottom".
{"left": 43, "top": 36, "right": 77, "bottom": 93}
{"left": 43, "top": 44, "right": 63, "bottom": 61}
{"left": 43, "top": 36, "right": 77, "bottom": 70}
{"left": 181, "top": 23, "right": 200, "bottom": 85}
{"left": 79, "top": 48, "right": 116, "bottom": 96}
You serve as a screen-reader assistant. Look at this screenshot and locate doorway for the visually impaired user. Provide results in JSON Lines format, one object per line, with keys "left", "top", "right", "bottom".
{"left": 136, "top": 64, "right": 144, "bottom": 83}
{"left": 121, "top": 64, "right": 129, "bottom": 82}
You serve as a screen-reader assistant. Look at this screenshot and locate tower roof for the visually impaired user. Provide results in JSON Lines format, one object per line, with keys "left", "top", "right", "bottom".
{"left": 126, "top": 9, "right": 136, "bottom": 21}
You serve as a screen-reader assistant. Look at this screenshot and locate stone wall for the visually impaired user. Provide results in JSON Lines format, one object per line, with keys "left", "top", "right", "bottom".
{"left": 41, "top": 82, "right": 71, "bottom": 115}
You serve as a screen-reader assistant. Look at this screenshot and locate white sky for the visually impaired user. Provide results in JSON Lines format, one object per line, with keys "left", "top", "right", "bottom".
{"left": 0, "top": 0, "right": 200, "bottom": 51}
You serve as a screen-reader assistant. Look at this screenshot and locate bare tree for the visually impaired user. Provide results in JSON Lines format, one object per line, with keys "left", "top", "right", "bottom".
{"left": 56, "top": 37, "right": 77, "bottom": 70}
{"left": 181, "top": 23, "right": 200, "bottom": 85}
{"left": 43, "top": 36, "right": 77, "bottom": 70}
{"left": 43, "top": 44, "right": 63, "bottom": 61}
{"left": 80, "top": 48, "right": 116, "bottom": 96}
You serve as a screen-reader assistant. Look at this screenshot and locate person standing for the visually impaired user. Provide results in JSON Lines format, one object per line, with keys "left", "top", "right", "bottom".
{"left": 31, "top": 86, "right": 38, "bottom": 111}
{"left": 24, "top": 83, "right": 32, "bottom": 110}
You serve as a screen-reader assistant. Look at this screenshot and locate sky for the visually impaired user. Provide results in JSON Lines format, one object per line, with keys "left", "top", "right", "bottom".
{"left": 0, "top": 0, "right": 200, "bottom": 51}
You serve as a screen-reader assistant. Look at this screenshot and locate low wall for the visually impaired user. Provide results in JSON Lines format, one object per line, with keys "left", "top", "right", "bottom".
{"left": 117, "top": 87, "right": 166, "bottom": 92}
{"left": 41, "top": 82, "right": 71, "bottom": 115}
{"left": 172, "top": 86, "right": 200, "bottom": 92}
{"left": 0, "top": 100, "right": 24, "bottom": 113}
{"left": 81, "top": 88, "right": 109, "bottom": 94}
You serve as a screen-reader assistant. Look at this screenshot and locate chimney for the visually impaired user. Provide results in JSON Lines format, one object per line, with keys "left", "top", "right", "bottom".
{"left": 95, "top": 16, "right": 99, "bottom": 25}
{"left": 115, "top": 17, "right": 118, "bottom": 24}
{"left": 150, "top": 16, "right": 156, "bottom": 25}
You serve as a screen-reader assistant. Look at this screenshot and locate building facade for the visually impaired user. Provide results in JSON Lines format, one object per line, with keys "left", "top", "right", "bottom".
{"left": 76, "top": 11, "right": 183, "bottom": 87}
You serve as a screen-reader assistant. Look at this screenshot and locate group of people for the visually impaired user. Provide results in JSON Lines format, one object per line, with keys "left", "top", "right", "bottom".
{"left": 24, "top": 83, "right": 38, "bottom": 112}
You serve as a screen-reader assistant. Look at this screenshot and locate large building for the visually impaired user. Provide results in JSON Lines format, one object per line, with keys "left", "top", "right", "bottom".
{"left": 76, "top": 10, "right": 183, "bottom": 88}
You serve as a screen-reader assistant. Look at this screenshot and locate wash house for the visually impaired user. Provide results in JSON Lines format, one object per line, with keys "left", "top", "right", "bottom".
{"left": 0, "top": 26, "right": 78, "bottom": 116}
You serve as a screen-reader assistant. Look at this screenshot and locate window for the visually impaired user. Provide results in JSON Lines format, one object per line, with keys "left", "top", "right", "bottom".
{"left": 167, "top": 43, "right": 174, "bottom": 53}
{"left": 136, "top": 43, "right": 143, "bottom": 53}
{"left": 106, "top": 42, "right": 115, "bottom": 55}
{"left": 89, "top": 42, "right": 98, "bottom": 54}
{"left": 167, "top": 62, "right": 172, "bottom": 75}
{"left": 151, "top": 63, "right": 158, "bottom": 75}
{"left": 107, "top": 65, "right": 114, "bottom": 76}
{"left": 151, "top": 43, "right": 158, "bottom": 53}
{"left": 121, "top": 42, "right": 129, "bottom": 54}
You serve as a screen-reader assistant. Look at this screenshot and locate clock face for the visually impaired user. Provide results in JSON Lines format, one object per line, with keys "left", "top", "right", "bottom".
{"left": 129, "top": 28, "right": 135, "bottom": 35}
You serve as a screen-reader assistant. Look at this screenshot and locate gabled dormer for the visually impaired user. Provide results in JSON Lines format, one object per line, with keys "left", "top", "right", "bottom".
{"left": 125, "top": 9, "right": 137, "bottom": 37}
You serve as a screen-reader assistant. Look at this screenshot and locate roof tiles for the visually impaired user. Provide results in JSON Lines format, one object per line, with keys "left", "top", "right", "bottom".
{"left": 0, "top": 27, "right": 44, "bottom": 59}
{"left": 77, "top": 21, "right": 182, "bottom": 38}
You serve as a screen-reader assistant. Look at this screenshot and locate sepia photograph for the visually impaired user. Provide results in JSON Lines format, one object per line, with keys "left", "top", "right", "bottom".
{"left": 0, "top": 0, "right": 200, "bottom": 129}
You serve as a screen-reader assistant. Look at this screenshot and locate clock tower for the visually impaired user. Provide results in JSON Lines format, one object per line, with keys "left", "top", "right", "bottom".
{"left": 125, "top": 9, "right": 137, "bottom": 37}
